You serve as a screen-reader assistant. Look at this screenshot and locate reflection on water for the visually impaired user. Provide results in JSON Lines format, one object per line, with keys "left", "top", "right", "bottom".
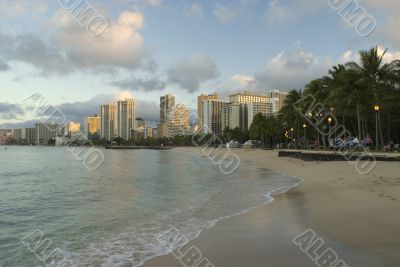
{"left": 0, "top": 147, "right": 300, "bottom": 266}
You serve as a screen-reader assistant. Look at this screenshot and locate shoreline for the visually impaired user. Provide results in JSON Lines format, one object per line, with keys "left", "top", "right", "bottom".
{"left": 143, "top": 148, "right": 400, "bottom": 267}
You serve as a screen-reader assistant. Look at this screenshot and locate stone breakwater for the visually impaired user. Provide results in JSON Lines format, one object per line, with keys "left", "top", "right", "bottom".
{"left": 278, "top": 150, "right": 400, "bottom": 162}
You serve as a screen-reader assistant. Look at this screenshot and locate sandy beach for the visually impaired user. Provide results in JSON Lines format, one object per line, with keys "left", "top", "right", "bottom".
{"left": 144, "top": 148, "right": 400, "bottom": 267}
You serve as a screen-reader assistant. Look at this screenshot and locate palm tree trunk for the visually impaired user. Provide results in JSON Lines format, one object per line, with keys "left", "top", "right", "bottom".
{"left": 356, "top": 102, "right": 362, "bottom": 140}
{"left": 387, "top": 110, "right": 391, "bottom": 142}
{"left": 379, "top": 112, "right": 384, "bottom": 147}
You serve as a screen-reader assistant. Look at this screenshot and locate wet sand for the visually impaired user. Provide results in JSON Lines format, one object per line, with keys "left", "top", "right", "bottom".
{"left": 144, "top": 148, "right": 400, "bottom": 267}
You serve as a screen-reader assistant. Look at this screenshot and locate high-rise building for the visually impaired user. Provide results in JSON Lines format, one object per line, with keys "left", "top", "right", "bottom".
{"left": 160, "top": 94, "right": 175, "bottom": 124}
{"left": 222, "top": 102, "right": 240, "bottom": 130}
{"left": 63, "top": 122, "right": 80, "bottom": 137}
{"left": 13, "top": 128, "right": 23, "bottom": 143}
{"left": 157, "top": 123, "right": 168, "bottom": 138}
{"left": 197, "top": 93, "right": 219, "bottom": 130}
{"left": 85, "top": 115, "right": 100, "bottom": 141}
{"left": 117, "top": 99, "right": 136, "bottom": 140}
{"left": 24, "top": 128, "right": 36, "bottom": 145}
{"left": 247, "top": 102, "right": 268, "bottom": 129}
{"left": 268, "top": 90, "right": 288, "bottom": 112}
{"left": 0, "top": 129, "right": 14, "bottom": 145}
{"left": 133, "top": 118, "right": 145, "bottom": 140}
{"left": 167, "top": 104, "right": 190, "bottom": 137}
{"left": 229, "top": 92, "right": 269, "bottom": 104}
{"left": 267, "top": 97, "right": 280, "bottom": 115}
{"left": 100, "top": 104, "right": 116, "bottom": 141}
{"left": 35, "top": 123, "right": 61, "bottom": 144}
{"left": 135, "top": 118, "right": 145, "bottom": 130}
{"left": 202, "top": 99, "right": 225, "bottom": 135}
{"left": 239, "top": 104, "right": 248, "bottom": 132}
{"left": 145, "top": 127, "right": 154, "bottom": 139}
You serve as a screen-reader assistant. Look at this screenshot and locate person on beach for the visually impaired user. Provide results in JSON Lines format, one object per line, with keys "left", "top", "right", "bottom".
{"left": 362, "top": 134, "right": 373, "bottom": 151}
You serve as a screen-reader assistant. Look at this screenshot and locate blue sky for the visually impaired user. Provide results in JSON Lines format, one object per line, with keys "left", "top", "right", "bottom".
{"left": 1, "top": 0, "right": 400, "bottom": 126}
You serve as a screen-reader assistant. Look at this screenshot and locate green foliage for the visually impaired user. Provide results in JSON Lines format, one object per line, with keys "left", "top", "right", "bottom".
{"left": 279, "top": 46, "right": 400, "bottom": 146}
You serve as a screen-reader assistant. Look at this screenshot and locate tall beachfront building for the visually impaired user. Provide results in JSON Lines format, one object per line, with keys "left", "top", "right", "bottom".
{"left": 229, "top": 92, "right": 269, "bottom": 104}
{"left": 222, "top": 102, "right": 240, "bottom": 130}
{"left": 167, "top": 104, "right": 190, "bottom": 137}
{"left": 228, "top": 91, "right": 285, "bottom": 130}
{"left": 117, "top": 99, "right": 136, "bottom": 141}
{"left": 160, "top": 94, "right": 175, "bottom": 124}
{"left": 197, "top": 93, "right": 219, "bottom": 131}
{"left": 247, "top": 103, "right": 268, "bottom": 130}
{"left": 100, "top": 104, "right": 116, "bottom": 141}
{"left": 202, "top": 99, "right": 225, "bottom": 135}
{"left": 85, "top": 115, "right": 100, "bottom": 141}
{"left": 268, "top": 90, "right": 288, "bottom": 112}
{"left": 35, "top": 123, "right": 61, "bottom": 144}
{"left": 63, "top": 121, "right": 81, "bottom": 137}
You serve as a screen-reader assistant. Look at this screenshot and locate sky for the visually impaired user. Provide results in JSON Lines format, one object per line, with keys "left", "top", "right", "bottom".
{"left": 1, "top": 0, "right": 400, "bottom": 127}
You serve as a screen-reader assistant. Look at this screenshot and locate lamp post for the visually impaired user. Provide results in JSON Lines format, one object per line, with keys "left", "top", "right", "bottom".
{"left": 290, "top": 128, "right": 294, "bottom": 141}
{"left": 328, "top": 117, "right": 332, "bottom": 148}
{"left": 303, "top": 124, "right": 307, "bottom": 149}
{"left": 374, "top": 105, "right": 380, "bottom": 150}
{"left": 290, "top": 128, "right": 294, "bottom": 149}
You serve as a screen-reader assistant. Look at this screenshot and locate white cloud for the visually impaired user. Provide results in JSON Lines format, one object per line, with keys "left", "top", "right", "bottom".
{"left": 213, "top": 3, "right": 240, "bottom": 23}
{"left": 255, "top": 44, "right": 333, "bottom": 90}
{"left": 265, "top": 0, "right": 324, "bottom": 26}
{"left": 339, "top": 47, "right": 400, "bottom": 64}
{"left": 167, "top": 54, "right": 219, "bottom": 93}
{"left": 231, "top": 74, "right": 255, "bottom": 88}
{"left": 146, "top": 0, "right": 161, "bottom": 6}
{"left": 0, "top": 10, "right": 148, "bottom": 75}
{"left": 186, "top": 3, "right": 204, "bottom": 19}
{"left": 52, "top": 10, "right": 146, "bottom": 71}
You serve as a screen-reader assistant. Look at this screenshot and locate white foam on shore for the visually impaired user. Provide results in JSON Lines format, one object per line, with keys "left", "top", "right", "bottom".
{"left": 57, "top": 150, "right": 303, "bottom": 267}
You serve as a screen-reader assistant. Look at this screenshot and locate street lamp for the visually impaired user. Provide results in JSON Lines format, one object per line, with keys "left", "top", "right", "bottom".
{"left": 303, "top": 124, "right": 307, "bottom": 149}
{"left": 374, "top": 105, "right": 380, "bottom": 149}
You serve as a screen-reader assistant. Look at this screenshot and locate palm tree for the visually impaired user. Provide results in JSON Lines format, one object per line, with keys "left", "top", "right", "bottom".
{"left": 249, "top": 113, "right": 268, "bottom": 147}
{"left": 326, "top": 65, "right": 372, "bottom": 140}
{"left": 347, "top": 47, "right": 400, "bottom": 147}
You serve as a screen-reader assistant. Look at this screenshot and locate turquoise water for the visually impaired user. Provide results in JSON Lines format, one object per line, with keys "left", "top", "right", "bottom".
{"left": 0, "top": 147, "right": 301, "bottom": 267}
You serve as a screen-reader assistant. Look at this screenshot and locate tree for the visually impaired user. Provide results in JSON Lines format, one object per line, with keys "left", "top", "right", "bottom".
{"left": 347, "top": 47, "right": 400, "bottom": 146}
{"left": 249, "top": 113, "right": 268, "bottom": 147}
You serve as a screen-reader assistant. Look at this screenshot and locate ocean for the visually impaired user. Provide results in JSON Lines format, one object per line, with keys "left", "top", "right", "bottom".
{"left": 0, "top": 147, "right": 301, "bottom": 267}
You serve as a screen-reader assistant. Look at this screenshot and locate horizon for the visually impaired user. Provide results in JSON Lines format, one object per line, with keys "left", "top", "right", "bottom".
{"left": 1, "top": 1, "right": 400, "bottom": 127}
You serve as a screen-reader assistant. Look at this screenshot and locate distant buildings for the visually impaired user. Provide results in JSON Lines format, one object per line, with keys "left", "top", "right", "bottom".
{"left": 63, "top": 121, "right": 81, "bottom": 137}
{"left": 134, "top": 118, "right": 145, "bottom": 140}
{"left": 23, "top": 128, "right": 36, "bottom": 144}
{"left": 222, "top": 102, "right": 240, "bottom": 130}
{"left": 35, "top": 123, "right": 61, "bottom": 144}
{"left": 117, "top": 99, "right": 136, "bottom": 140}
{"left": 85, "top": 115, "right": 100, "bottom": 141}
{"left": 198, "top": 94, "right": 219, "bottom": 131}
{"left": 268, "top": 90, "right": 288, "bottom": 112}
{"left": 160, "top": 94, "right": 175, "bottom": 124}
{"left": 167, "top": 104, "right": 190, "bottom": 137}
{"left": 229, "top": 92, "right": 269, "bottom": 104}
{"left": 145, "top": 127, "right": 154, "bottom": 139}
{"left": 202, "top": 99, "right": 225, "bottom": 135}
{"left": 100, "top": 104, "right": 116, "bottom": 141}
{"left": 157, "top": 123, "right": 168, "bottom": 138}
